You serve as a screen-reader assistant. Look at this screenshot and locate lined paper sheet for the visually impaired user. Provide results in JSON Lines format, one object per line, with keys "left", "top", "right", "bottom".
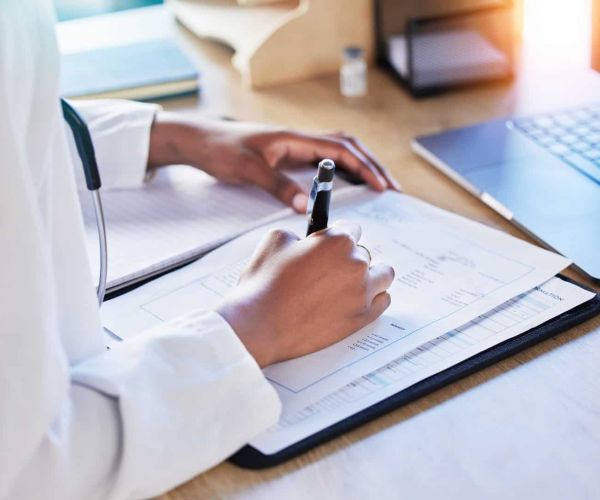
{"left": 81, "top": 165, "right": 350, "bottom": 291}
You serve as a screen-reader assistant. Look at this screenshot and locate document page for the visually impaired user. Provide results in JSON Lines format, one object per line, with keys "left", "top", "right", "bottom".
{"left": 103, "top": 188, "right": 571, "bottom": 416}
{"left": 81, "top": 165, "right": 351, "bottom": 291}
{"left": 249, "top": 277, "right": 594, "bottom": 454}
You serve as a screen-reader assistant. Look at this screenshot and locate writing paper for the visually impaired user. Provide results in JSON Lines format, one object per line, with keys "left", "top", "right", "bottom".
{"left": 102, "top": 188, "right": 571, "bottom": 419}
{"left": 250, "top": 277, "right": 593, "bottom": 454}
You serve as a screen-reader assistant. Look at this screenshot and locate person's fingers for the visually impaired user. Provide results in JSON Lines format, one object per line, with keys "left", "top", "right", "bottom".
{"left": 245, "top": 228, "right": 300, "bottom": 275}
{"left": 274, "top": 132, "right": 388, "bottom": 192}
{"left": 367, "top": 264, "right": 395, "bottom": 302}
{"left": 325, "top": 219, "right": 362, "bottom": 243}
{"left": 353, "top": 244, "right": 371, "bottom": 264}
{"left": 330, "top": 132, "right": 402, "bottom": 191}
{"left": 265, "top": 228, "right": 301, "bottom": 251}
{"left": 315, "top": 135, "right": 387, "bottom": 190}
{"left": 359, "top": 292, "right": 392, "bottom": 326}
{"left": 250, "top": 160, "right": 309, "bottom": 213}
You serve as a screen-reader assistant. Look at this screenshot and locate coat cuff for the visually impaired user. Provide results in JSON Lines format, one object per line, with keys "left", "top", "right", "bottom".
{"left": 70, "top": 99, "right": 161, "bottom": 190}
{"left": 71, "top": 310, "right": 281, "bottom": 497}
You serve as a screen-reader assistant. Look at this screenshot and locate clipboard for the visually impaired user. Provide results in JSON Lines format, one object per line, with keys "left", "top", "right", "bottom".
{"left": 230, "top": 275, "right": 600, "bottom": 469}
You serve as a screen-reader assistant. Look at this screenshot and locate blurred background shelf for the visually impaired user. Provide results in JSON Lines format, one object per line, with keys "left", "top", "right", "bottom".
{"left": 167, "top": 0, "right": 373, "bottom": 88}
{"left": 56, "top": 0, "right": 374, "bottom": 89}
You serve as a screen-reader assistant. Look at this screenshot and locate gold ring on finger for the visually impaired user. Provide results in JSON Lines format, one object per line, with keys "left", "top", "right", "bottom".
{"left": 356, "top": 244, "right": 372, "bottom": 266}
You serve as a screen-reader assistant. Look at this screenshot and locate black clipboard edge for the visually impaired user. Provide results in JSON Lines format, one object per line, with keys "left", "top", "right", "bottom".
{"left": 230, "top": 275, "right": 600, "bottom": 469}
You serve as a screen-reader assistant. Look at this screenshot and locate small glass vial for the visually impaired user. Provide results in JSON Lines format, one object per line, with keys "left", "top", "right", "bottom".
{"left": 340, "top": 46, "right": 368, "bottom": 97}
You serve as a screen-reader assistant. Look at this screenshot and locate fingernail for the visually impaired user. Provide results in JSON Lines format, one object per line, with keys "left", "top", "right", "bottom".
{"left": 292, "top": 193, "right": 308, "bottom": 213}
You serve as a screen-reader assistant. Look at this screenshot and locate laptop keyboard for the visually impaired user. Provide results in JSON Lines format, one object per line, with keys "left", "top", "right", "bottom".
{"left": 510, "top": 104, "right": 600, "bottom": 183}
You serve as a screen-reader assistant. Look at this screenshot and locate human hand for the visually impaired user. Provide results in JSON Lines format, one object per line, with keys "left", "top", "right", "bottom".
{"left": 216, "top": 221, "right": 395, "bottom": 367}
{"left": 148, "top": 113, "right": 401, "bottom": 213}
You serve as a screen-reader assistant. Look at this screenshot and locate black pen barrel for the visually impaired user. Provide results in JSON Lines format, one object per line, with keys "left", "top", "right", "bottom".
{"left": 306, "top": 190, "right": 331, "bottom": 236}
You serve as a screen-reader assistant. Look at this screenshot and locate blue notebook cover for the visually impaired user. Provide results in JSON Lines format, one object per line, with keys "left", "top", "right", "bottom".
{"left": 60, "top": 38, "right": 199, "bottom": 101}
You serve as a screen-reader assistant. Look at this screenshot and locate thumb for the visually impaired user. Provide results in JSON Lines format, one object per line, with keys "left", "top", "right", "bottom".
{"left": 252, "top": 162, "right": 309, "bottom": 213}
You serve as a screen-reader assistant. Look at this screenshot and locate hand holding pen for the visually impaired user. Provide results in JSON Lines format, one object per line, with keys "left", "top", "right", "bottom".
{"left": 306, "top": 159, "right": 335, "bottom": 236}
{"left": 218, "top": 158, "right": 394, "bottom": 367}
{"left": 306, "top": 159, "right": 373, "bottom": 264}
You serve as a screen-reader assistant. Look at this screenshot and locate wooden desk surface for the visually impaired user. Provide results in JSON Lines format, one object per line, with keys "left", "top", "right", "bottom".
{"left": 103, "top": 14, "right": 600, "bottom": 499}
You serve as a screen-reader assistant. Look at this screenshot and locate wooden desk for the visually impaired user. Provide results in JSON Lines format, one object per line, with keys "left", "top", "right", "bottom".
{"left": 59, "top": 8, "right": 600, "bottom": 498}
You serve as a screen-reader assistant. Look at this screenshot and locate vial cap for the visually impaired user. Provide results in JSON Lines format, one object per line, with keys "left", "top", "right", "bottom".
{"left": 343, "top": 46, "right": 364, "bottom": 59}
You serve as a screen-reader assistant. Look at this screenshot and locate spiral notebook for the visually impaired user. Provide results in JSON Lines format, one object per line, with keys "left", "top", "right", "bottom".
{"left": 80, "top": 166, "right": 353, "bottom": 292}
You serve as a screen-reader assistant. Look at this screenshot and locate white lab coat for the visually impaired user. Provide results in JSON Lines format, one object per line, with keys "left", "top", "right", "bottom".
{"left": 0, "top": 1, "right": 281, "bottom": 499}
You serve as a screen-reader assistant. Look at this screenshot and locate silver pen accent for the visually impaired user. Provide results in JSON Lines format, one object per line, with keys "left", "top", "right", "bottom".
{"left": 307, "top": 159, "right": 335, "bottom": 218}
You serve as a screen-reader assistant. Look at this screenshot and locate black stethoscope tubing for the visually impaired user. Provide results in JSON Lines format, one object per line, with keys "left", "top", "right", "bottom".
{"left": 61, "top": 98, "right": 107, "bottom": 305}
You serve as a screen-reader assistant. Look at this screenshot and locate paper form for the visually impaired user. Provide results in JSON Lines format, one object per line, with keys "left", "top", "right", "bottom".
{"left": 249, "top": 277, "right": 594, "bottom": 454}
{"left": 81, "top": 165, "right": 352, "bottom": 291}
{"left": 102, "top": 189, "right": 571, "bottom": 416}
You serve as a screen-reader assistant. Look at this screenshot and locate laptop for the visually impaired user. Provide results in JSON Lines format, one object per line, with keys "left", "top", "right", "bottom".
{"left": 412, "top": 103, "right": 600, "bottom": 282}
{"left": 412, "top": 0, "right": 600, "bottom": 282}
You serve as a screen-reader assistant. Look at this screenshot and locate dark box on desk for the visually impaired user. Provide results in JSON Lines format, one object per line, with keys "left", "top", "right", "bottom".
{"left": 375, "top": 0, "right": 516, "bottom": 96}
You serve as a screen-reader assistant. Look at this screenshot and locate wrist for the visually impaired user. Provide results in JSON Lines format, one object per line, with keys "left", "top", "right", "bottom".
{"left": 216, "top": 300, "right": 277, "bottom": 368}
{"left": 147, "top": 112, "right": 202, "bottom": 170}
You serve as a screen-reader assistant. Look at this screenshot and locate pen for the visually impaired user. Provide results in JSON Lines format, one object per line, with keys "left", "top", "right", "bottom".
{"left": 306, "top": 159, "right": 335, "bottom": 236}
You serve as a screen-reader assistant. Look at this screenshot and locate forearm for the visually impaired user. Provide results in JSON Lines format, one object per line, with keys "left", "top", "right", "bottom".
{"left": 147, "top": 111, "right": 210, "bottom": 170}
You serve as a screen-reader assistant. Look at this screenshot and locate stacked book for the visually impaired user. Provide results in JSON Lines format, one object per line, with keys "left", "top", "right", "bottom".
{"left": 57, "top": 5, "right": 199, "bottom": 101}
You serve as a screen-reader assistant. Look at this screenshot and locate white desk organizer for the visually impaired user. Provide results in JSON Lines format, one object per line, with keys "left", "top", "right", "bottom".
{"left": 167, "top": 0, "right": 374, "bottom": 88}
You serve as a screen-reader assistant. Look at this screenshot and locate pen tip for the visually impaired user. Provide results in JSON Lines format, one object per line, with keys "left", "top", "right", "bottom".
{"left": 319, "top": 159, "right": 335, "bottom": 170}
{"left": 317, "top": 159, "right": 335, "bottom": 182}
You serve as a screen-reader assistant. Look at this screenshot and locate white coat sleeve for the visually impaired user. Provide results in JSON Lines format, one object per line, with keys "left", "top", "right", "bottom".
{"left": 67, "top": 99, "right": 161, "bottom": 190}
{"left": 3, "top": 304, "right": 282, "bottom": 500}
{"left": 1, "top": 2, "right": 281, "bottom": 498}
{"left": 71, "top": 311, "right": 283, "bottom": 499}
{"left": 1, "top": 83, "right": 281, "bottom": 500}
